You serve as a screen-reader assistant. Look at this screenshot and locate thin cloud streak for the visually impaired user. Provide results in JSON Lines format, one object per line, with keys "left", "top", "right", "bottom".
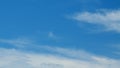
{"left": 0, "top": 38, "right": 33, "bottom": 48}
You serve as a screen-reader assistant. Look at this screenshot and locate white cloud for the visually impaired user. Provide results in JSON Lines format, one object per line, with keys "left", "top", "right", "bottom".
{"left": 0, "top": 47, "right": 120, "bottom": 68}
{"left": 0, "top": 38, "right": 120, "bottom": 68}
{"left": 73, "top": 10, "right": 120, "bottom": 32}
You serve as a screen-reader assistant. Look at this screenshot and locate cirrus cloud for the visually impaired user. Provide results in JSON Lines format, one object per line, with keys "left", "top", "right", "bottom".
{"left": 0, "top": 47, "right": 120, "bottom": 68}
{"left": 0, "top": 38, "right": 120, "bottom": 68}
{"left": 73, "top": 9, "right": 120, "bottom": 33}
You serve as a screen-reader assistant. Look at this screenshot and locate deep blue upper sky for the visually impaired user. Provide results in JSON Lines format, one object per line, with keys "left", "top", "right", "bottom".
{"left": 0, "top": 0, "right": 120, "bottom": 59}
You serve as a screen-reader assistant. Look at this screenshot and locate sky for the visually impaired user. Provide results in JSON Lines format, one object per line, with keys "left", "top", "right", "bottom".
{"left": 0, "top": 0, "right": 120, "bottom": 68}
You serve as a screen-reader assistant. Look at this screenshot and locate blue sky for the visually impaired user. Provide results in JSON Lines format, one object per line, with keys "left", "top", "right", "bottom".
{"left": 0, "top": 0, "right": 120, "bottom": 68}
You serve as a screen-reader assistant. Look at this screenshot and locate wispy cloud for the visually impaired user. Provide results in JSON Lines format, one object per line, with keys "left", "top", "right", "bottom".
{"left": 0, "top": 38, "right": 120, "bottom": 68}
{"left": 0, "top": 47, "right": 120, "bottom": 68}
{"left": 0, "top": 38, "right": 33, "bottom": 48}
{"left": 48, "top": 32, "right": 61, "bottom": 42}
{"left": 0, "top": 38, "right": 91, "bottom": 59}
{"left": 73, "top": 9, "right": 120, "bottom": 33}
{"left": 48, "top": 32, "right": 56, "bottom": 39}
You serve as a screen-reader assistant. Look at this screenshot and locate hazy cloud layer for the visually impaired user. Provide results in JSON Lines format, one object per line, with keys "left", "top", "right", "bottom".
{"left": 0, "top": 38, "right": 120, "bottom": 68}
{"left": 0, "top": 47, "right": 120, "bottom": 68}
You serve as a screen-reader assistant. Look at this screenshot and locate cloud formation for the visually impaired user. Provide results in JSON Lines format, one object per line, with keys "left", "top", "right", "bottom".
{"left": 0, "top": 38, "right": 32, "bottom": 48}
{"left": 0, "top": 38, "right": 120, "bottom": 68}
{"left": 0, "top": 47, "right": 120, "bottom": 68}
{"left": 73, "top": 9, "right": 120, "bottom": 32}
